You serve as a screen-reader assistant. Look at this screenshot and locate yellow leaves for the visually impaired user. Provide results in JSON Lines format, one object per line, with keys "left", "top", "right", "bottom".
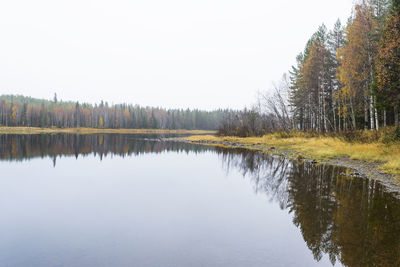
{"left": 336, "top": 2, "right": 379, "bottom": 121}
{"left": 375, "top": 12, "right": 400, "bottom": 99}
{"left": 338, "top": 2, "right": 376, "bottom": 94}
{"left": 98, "top": 135, "right": 103, "bottom": 145}
{"left": 123, "top": 108, "right": 130, "bottom": 119}
{"left": 99, "top": 116, "right": 104, "bottom": 128}
{"left": 300, "top": 40, "right": 327, "bottom": 95}
{"left": 11, "top": 105, "right": 18, "bottom": 124}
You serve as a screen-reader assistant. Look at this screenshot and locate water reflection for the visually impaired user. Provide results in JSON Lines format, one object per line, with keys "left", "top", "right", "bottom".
{"left": 0, "top": 134, "right": 212, "bottom": 165}
{"left": 219, "top": 149, "right": 400, "bottom": 267}
{"left": 1, "top": 134, "right": 400, "bottom": 266}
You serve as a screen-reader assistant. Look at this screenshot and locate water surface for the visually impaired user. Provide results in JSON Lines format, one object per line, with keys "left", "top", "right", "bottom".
{"left": 0, "top": 134, "right": 399, "bottom": 266}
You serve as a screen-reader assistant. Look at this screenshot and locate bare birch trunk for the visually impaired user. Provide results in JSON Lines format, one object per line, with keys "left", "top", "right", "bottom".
{"left": 383, "top": 110, "right": 387, "bottom": 127}
{"left": 318, "top": 89, "right": 321, "bottom": 132}
{"left": 364, "top": 96, "right": 369, "bottom": 130}
{"left": 350, "top": 96, "right": 356, "bottom": 130}
{"left": 323, "top": 89, "right": 327, "bottom": 132}
{"left": 333, "top": 97, "right": 337, "bottom": 132}
{"left": 338, "top": 100, "right": 341, "bottom": 132}
{"left": 368, "top": 49, "right": 375, "bottom": 131}
{"left": 370, "top": 95, "right": 374, "bottom": 130}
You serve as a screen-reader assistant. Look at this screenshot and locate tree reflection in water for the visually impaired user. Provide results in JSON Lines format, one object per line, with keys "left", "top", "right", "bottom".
{"left": 0, "top": 134, "right": 212, "bottom": 164}
{"left": 217, "top": 147, "right": 400, "bottom": 267}
{"left": 1, "top": 134, "right": 400, "bottom": 266}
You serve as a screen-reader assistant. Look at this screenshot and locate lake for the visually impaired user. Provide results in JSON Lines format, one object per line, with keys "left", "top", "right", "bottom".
{"left": 0, "top": 134, "right": 399, "bottom": 267}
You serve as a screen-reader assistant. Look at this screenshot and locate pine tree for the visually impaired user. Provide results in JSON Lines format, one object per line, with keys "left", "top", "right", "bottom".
{"left": 328, "top": 19, "right": 345, "bottom": 131}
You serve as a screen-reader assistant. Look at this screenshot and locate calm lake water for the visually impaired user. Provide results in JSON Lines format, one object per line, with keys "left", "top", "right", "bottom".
{"left": 0, "top": 134, "right": 400, "bottom": 267}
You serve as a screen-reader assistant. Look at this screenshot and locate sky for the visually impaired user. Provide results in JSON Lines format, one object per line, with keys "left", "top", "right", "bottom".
{"left": 0, "top": 0, "right": 355, "bottom": 110}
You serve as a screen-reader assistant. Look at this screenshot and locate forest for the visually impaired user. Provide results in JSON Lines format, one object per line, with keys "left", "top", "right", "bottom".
{"left": 220, "top": 0, "right": 400, "bottom": 137}
{"left": 0, "top": 94, "right": 233, "bottom": 130}
{"left": 2, "top": 0, "right": 399, "bottom": 136}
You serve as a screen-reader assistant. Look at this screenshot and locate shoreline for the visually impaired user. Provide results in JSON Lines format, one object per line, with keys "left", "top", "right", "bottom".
{"left": 178, "top": 135, "right": 400, "bottom": 195}
{"left": 0, "top": 127, "right": 216, "bottom": 135}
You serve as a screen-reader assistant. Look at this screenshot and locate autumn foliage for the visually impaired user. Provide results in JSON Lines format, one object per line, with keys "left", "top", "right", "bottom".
{"left": 0, "top": 95, "right": 233, "bottom": 130}
{"left": 290, "top": 0, "right": 400, "bottom": 133}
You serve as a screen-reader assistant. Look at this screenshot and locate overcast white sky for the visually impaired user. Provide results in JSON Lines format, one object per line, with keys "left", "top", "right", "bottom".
{"left": 0, "top": 0, "right": 354, "bottom": 110}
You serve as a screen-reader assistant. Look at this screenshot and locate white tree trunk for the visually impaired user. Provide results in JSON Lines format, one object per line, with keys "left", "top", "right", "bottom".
{"left": 370, "top": 95, "right": 375, "bottom": 130}
{"left": 384, "top": 110, "right": 387, "bottom": 127}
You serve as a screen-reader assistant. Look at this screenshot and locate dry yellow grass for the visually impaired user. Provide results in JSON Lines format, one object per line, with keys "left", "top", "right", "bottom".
{"left": 0, "top": 127, "right": 216, "bottom": 135}
{"left": 185, "top": 134, "right": 400, "bottom": 178}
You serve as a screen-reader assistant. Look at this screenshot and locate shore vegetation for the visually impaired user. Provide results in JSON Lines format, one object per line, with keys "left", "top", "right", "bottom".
{"left": 186, "top": 128, "right": 400, "bottom": 180}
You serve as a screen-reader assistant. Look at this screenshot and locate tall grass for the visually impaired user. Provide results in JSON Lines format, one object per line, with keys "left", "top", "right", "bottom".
{"left": 187, "top": 129, "right": 400, "bottom": 180}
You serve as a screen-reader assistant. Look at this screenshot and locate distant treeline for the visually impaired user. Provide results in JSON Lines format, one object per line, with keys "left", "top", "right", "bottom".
{"left": 0, "top": 94, "right": 234, "bottom": 130}
{"left": 220, "top": 0, "right": 400, "bottom": 136}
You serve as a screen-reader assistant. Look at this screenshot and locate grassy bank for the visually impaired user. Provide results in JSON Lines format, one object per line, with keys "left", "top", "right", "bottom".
{"left": 0, "top": 127, "right": 216, "bottom": 135}
{"left": 185, "top": 134, "right": 400, "bottom": 180}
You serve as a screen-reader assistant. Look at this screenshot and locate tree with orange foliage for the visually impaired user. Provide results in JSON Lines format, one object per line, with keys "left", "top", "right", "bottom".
{"left": 338, "top": 2, "right": 380, "bottom": 130}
